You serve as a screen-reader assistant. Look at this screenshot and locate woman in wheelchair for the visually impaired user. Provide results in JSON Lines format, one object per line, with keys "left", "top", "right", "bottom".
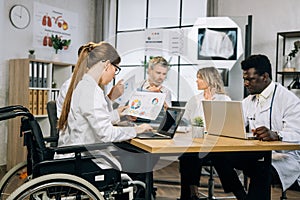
{"left": 56, "top": 41, "right": 153, "bottom": 170}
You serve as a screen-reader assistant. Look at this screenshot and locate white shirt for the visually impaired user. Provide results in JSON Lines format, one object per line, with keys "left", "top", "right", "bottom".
{"left": 56, "top": 77, "right": 71, "bottom": 118}
{"left": 56, "top": 74, "right": 137, "bottom": 170}
{"left": 243, "top": 82, "right": 300, "bottom": 190}
{"left": 136, "top": 79, "right": 172, "bottom": 107}
{"left": 183, "top": 92, "right": 231, "bottom": 125}
{"left": 56, "top": 77, "right": 119, "bottom": 124}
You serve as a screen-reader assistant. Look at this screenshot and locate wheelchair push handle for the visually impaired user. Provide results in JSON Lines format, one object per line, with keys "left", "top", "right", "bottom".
{"left": 0, "top": 105, "right": 29, "bottom": 113}
{"left": 0, "top": 105, "right": 34, "bottom": 121}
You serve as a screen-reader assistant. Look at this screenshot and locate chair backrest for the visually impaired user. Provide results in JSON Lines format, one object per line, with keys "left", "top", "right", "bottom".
{"left": 21, "top": 115, "right": 53, "bottom": 175}
{"left": 47, "top": 101, "right": 58, "bottom": 138}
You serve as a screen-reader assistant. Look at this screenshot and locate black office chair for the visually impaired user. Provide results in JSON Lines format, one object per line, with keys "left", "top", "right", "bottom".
{"left": 198, "top": 159, "right": 237, "bottom": 200}
{"left": 270, "top": 166, "right": 296, "bottom": 200}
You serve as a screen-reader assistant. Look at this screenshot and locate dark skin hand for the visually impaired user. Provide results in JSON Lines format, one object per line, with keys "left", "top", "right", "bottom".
{"left": 252, "top": 126, "right": 279, "bottom": 141}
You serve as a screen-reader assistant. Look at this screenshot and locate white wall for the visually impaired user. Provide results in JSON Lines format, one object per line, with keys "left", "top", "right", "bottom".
{"left": 0, "top": 0, "right": 95, "bottom": 166}
{"left": 217, "top": 0, "right": 300, "bottom": 79}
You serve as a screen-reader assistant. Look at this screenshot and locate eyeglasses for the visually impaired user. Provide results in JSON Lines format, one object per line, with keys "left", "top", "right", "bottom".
{"left": 111, "top": 63, "right": 121, "bottom": 75}
{"left": 101, "top": 60, "right": 121, "bottom": 75}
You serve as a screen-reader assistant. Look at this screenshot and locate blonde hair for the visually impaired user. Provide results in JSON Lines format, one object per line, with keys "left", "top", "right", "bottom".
{"left": 58, "top": 41, "right": 121, "bottom": 130}
{"left": 197, "top": 67, "right": 226, "bottom": 94}
{"left": 148, "top": 56, "right": 169, "bottom": 70}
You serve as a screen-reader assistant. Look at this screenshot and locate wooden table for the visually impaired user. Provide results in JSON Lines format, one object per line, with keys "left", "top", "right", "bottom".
{"left": 128, "top": 132, "right": 300, "bottom": 200}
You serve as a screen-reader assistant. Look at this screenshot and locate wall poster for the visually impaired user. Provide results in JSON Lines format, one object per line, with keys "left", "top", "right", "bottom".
{"left": 33, "top": 2, "right": 78, "bottom": 52}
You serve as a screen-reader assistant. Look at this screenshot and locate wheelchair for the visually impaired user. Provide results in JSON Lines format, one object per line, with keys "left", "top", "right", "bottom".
{"left": 0, "top": 105, "right": 148, "bottom": 200}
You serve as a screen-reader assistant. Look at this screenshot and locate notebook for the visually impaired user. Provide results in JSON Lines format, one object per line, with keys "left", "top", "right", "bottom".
{"left": 202, "top": 100, "right": 257, "bottom": 140}
{"left": 136, "top": 107, "right": 185, "bottom": 139}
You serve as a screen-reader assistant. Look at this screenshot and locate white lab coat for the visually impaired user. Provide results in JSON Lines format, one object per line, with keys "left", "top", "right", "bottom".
{"left": 56, "top": 77, "right": 119, "bottom": 123}
{"left": 136, "top": 79, "right": 172, "bottom": 107}
{"left": 56, "top": 77, "right": 71, "bottom": 118}
{"left": 182, "top": 92, "right": 231, "bottom": 124}
{"left": 243, "top": 82, "right": 300, "bottom": 191}
{"left": 56, "top": 74, "right": 137, "bottom": 170}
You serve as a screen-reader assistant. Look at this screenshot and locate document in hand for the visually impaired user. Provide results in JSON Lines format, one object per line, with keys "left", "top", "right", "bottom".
{"left": 114, "top": 75, "right": 135, "bottom": 106}
{"left": 122, "top": 91, "right": 166, "bottom": 120}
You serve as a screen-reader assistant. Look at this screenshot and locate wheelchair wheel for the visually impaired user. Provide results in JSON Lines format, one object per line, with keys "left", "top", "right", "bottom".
{"left": 0, "top": 161, "right": 28, "bottom": 200}
{"left": 7, "top": 173, "right": 105, "bottom": 200}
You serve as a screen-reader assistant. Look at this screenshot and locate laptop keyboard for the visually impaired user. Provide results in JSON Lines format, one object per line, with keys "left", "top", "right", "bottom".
{"left": 137, "top": 131, "right": 170, "bottom": 138}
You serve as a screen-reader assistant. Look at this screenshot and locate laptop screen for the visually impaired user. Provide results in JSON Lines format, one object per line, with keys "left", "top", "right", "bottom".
{"left": 157, "top": 108, "right": 185, "bottom": 136}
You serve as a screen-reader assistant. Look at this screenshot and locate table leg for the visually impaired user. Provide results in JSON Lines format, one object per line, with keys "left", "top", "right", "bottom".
{"left": 145, "top": 153, "right": 153, "bottom": 200}
{"left": 265, "top": 151, "right": 272, "bottom": 200}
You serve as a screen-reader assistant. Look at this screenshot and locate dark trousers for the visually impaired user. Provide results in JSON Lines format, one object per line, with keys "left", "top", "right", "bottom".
{"left": 179, "top": 152, "right": 210, "bottom": 199}
{"left": 212, "top": 151, "right": 272, "bottom": 200}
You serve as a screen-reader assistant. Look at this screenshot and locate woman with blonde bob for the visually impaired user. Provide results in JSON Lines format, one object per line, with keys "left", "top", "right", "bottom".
{"left": 56, "top": 42, "right": 152, "bottom": 170}
{"left": 179, "top": 66, "right": 231, "bottom": 200}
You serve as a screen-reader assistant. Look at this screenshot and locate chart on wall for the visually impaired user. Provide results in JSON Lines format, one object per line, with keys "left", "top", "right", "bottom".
{"left": 32, "top": 2, "right": 78, "bottom": 52}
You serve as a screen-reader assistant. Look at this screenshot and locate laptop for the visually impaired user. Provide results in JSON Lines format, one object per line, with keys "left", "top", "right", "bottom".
{"left": 202, "top": 100, "right": 257, "bottom": 140}
{"left": 136, "top": 107, "right": 185, "bottom": 139}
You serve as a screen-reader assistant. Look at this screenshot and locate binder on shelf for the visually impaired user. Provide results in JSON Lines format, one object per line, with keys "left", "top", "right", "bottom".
{"left": 42, "top": 63, "right": 47, "bottom": 87}
{"left": 51, "top": 90, "right": 59, "bottom": 101}
{"left": 28, "top": 89, "right": 33, "bottom": 113}
{"left": 32, "top": 62, "right": 38, "bottom": 87}
{"left": 29, "top": 62, "right": 33, "bottom": 87}
{"left": 43, "top": 90, "right": 49, "bottom": 115}
{"left": 37, "top": 63, "right": 43, "bottom": 88}
{"left": 38, "top": 90, "right": 44, "bottom": 115}
{"left": 32, "top": 90, "right": 38, "bottom": 115}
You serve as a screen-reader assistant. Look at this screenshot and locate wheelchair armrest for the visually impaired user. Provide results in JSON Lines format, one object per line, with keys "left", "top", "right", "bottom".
{"left": 44, "top": 136, "right": 58, "bottom": 143}
{"left": 52, "top": 142, "right": 114, "bottom": 155}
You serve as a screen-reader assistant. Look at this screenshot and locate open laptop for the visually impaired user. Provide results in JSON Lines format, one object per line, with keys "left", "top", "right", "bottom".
{"left": 136, "top": 107, "right": 185, "bottom": 139}
{"left": 202, "top": 100, "right": 257, "bottom": 140}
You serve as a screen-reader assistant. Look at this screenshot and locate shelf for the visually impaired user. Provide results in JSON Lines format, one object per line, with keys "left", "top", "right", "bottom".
{"left": 34, "top": 115, "right": 48, "bottom": 118}
{"left": 29, "top": 87, "right": 51, "bottom": 90}
{"left": 276, "top": 30, "right": 300, "bottom": 83}
{"left": 277, "top": 71, "right": 300, "bottom": 75}
{"left": 278, "top": 31, "right": 300, "bottom": 38}
{"left": 7, "top": 58, "right": 73, "bottom": 170}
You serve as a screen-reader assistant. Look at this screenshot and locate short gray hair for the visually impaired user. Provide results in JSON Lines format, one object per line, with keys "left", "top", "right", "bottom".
{"left": 148, "top": 56, "right": 169, "bottom": 70}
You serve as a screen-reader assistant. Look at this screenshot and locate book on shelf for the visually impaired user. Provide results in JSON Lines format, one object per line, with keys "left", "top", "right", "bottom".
{"left": 51, "top": 90, "right": 60, "bottom": 101}
{"left": 42, "top": 63, "right": 48, "bottom": 87}
{"left": 43, "top": 90, "right": 48, "bottom": 115}
{"left": 28, "top": 89, "right": 33, "bottom": 113}
{"left": 32, "top": 62, "right": 38, "bottom": 87}
{"left": 32, "top": 90, "right": 38, "bottom": 115}
{"left": 29, "top": 62, "right": 33, "bottom": 87}
{"left": 38, "top": 90, "right": 43, "bottom": 115}
{"left": 37, "top": 63, "right": 43, "bottom": 88}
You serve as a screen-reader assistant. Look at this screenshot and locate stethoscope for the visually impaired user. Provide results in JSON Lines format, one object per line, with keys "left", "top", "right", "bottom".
{"left": 269, "top": 84, "right": 278, "bottom": 130}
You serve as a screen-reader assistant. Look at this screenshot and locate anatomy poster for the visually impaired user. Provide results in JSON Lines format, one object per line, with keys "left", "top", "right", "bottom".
{"left": 122, "top": 91, "right": 166, "bottom": 120}
{"left": 33, "top": 2, "right": 78, "bottom": 51}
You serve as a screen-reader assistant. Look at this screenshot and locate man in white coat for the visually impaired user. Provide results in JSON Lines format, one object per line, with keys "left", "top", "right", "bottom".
{"left": 213, "top": 54, "right": 300, "bottom": 200}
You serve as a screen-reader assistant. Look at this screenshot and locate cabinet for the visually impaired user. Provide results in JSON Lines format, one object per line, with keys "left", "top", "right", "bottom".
{"left": 7, "top": 58, "right": 73, "bottom": 169}
{"left": 275, "top": 31, "right": 300, "bottom": 87}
